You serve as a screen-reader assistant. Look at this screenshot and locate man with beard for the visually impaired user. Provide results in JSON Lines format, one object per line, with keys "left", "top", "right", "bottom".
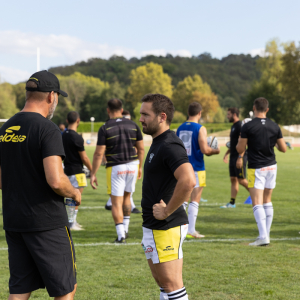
{"left": 0, "top": 71, "right": 81, "bottom": 299}
{"left": 140, "top": 94, "right": 195, "bottom": 300}
{"left": 222, "top": 108, "right": 249, "bottom": 208}
{"left": 90, "top": 99, "right": 144, "bottom": 243}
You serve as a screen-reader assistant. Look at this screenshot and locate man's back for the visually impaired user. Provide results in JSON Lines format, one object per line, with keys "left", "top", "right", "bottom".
{"left": 241, "top": 117, "right": 282, "bottom": 168}
{"left": 230, "top": 120, "right": 242, "bottom": 158}
{"left": 97, "top": 118, "right": 143, "bottom": 167}
{"left": 0, "top": 112, "right": 67, "bottom": 232}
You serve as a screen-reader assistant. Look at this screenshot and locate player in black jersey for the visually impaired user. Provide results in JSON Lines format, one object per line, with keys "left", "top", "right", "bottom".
{"left": 237, "top": 97, "right": 286, "bottom": 246}
{"left": 140, "top": 94, "right": 195, "bottom": 300}
{"left": 63, "top": 111, "right": 92, "bottom": 230}
{"left": 222, "top": 108, "right": 249, "bottom": 208}
{"left": 91, "top": 99, "right": 144, "bottom": 243}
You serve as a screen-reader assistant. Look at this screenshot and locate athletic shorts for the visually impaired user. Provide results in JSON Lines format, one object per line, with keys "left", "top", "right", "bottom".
{"left": 248, "top": 164, "right": 277, "bottom": 190}
{"left": 141, "top": 224, "right": 188, "bottom": 264}
{"left": 68, "top": 173, "right": 87, "bottom": 188}
{"left": 106, "top": 160, "right": 139, "bottom": 196}
{"left": 194, "top": 170, "right": 206, "bottom": 188}
{"left": 5, "top": 226, "right": 76, "bottom": 297}
{"left": 229, "top": 156, "right": 247, "bottom": 179}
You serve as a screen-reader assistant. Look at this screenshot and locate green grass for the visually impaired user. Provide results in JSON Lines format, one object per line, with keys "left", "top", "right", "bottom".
{"left": 0, "top": 147, "right": 300, "bottom": 299}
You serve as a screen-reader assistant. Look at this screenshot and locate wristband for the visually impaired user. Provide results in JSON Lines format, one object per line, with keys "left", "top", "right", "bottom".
{"left": 238, "top": 155, "right": 243, "bottom": 158}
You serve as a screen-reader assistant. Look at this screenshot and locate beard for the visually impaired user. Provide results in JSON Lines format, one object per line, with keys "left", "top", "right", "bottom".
{"left": 142, "top": 119, "right": 160, "bottom": 136}
{"left": 229, "top": 116, "right": 234, "bottom": 122}
{"left": 47, "top": 95, "right": 58, "bottom": 120}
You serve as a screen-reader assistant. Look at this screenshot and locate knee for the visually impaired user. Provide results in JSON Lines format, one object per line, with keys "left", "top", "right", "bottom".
{"left": 230, "top": 177, "right": 238, "bottom": 184}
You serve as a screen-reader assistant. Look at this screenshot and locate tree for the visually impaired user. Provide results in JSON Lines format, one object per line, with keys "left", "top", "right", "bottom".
{"left": 0, "top": 83, "right": 19, "bottom": 119}
{"left": 12, "top": 82, "right": 26, "bottom": 109}
{"left": 127, "top": 62, "right": 173, "bottom": 107}
{"left": 172, "top": 74, "right": 219, "bottom": 121}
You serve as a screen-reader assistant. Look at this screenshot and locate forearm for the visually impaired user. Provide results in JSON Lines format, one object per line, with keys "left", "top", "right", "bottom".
{"left": 138, "top": 149, "right": 144, "bottom": 166}
{"left": 82, "top": 157, "right": 92, "bottom": 172}
{"left": 52, "top": 174, "right": 78, "bottom": 199}
{"left": 91, "top": 152, "right": 103, "bottom": 175}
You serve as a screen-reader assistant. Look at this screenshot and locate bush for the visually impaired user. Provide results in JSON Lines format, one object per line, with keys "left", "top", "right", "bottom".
{"left": 170, "top": 122, "right": 231, "bottom": 133}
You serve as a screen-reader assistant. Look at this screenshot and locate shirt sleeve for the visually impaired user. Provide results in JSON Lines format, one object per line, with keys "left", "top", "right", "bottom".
{"left": 74, "top": 134, "right": 85, "bottom": 152}
{"left": 97, "top": 125, "right": 106, "bottom": 146}
{"left": 241, "top": 125, "right": 248, "bottom": 139}
{"left": 277, "top": 126, "right": 283, "bottom": 139}
{"left": 41, "top": 129, "right": 65, "bottom": 160}
{"left": 163, "top": 142, "right": 189, "bottom": 174}
{"left": 136, "top": 125, "right": 143, "bottom": 141}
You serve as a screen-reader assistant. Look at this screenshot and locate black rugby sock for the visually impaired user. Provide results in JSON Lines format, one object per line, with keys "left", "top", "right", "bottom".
{"left": 230, "top": 198, "right": 235, "bottom": 205}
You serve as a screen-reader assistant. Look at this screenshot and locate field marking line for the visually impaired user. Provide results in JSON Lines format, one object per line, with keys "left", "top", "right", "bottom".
{"left": 0, "top": 237, "right": 299, "bottom": 251}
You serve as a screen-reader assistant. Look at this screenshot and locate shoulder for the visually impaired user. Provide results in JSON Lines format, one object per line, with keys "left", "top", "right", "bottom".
{"left": 164, "top": 131, "right": 185, "bottom": 148}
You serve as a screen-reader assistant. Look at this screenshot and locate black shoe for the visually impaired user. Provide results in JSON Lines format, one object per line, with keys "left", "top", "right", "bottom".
{"left": 131, "top": 207, "right": 141, "bottom": 214}
{"left": 114, "top": 237, "right": 126, "bottom": 244}
{"left": 105, "top": 204, "right": 112, "bottom": 211}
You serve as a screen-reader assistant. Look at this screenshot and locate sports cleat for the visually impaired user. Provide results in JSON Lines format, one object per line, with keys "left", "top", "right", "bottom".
{"left": 114, "top": 237, "right": 126, "bottom": 244}
{"left": 200, "top": 198, "right": 208, "bottom": 202}
{"left": 186, "top": 231, "right": 205, "bottom": 239}
{"left": 220, "top": 203, "right": 236, "bottom": 208}
{"left": 131, "top": 207, "right": 141, "bottom": 214}
{"left": 70, "top": 223, "right": 84, "bottom": 231}
{"left": 249, "top": 237, "right": 270, "bottom": 246}
{"left": 105, "top": 204, "right": 112, "bottom": 211}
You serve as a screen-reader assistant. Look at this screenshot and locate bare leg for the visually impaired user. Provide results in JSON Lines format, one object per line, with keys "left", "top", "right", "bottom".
{"left": 54, "top": 283, "right": 77, "bottom": 300}
{"left": 230, "top": 177, "right": 239, "bottom": 198}
{"left": 8, "top": 293, "right": 31, "bottom": 300}
{"left": 263, "top": 188, "right": 273, "bottom": 204}
{"left": 238, "top": 178, "right": 249, "bottom": 192}
{"left": 123, "top": 191, "right": 131, "bottom": 217}
{"left": 147, "top": 259, "right": 184, "bottom": 293}
{"left": 190, "top": 187, "right": 203, "bottom": 204}
{"left": 111, "top": 195, "right": 124, "bottom": 224}
{"left": 249, "top": 188, "right": 264, "bottom": 207}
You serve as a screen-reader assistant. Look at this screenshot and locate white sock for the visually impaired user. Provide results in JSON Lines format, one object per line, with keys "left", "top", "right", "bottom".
{"left": 115, "top": 223, "right": 125, "bottom": 240}
{"left": 130, "top": 194, "right": 136, "bottom": 209}
{"left": 253, "top": 205, "right": 268, "bottom": 240}
{"left": 167, "top": 287, "right": 188, "bottom": 300}
{"left": 188, "top": 202, "right": 199, "bottom": 233}
{"left": 182, "top": 202, "right": 188, "bottom": 211}
{"left": 160, "top": 287, "right": 168, "bottom": 300}
{"left": 107, "top": 197, "right": 112, "bottom": 206}
{"left": 74, "top": 209, "right": 78, "bottom": 223}
{"left": 123, "top": 216, "right": 130, "bottom": 234}
{"left": 263, "top": 203, "right": 273, "bottom": 237}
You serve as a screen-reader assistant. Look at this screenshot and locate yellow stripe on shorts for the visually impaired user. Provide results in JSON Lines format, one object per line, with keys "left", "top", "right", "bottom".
{"left": 197, "top": 170, "right": 206, "bottom": 187}
{"left": 106, "top": 167, "right": 112, "bottom": 194}
{"left": 75, "top": 173, "right": 87, "bottom": 187}
{"left": 248, "top": 169, "right": 255, "bottom": 188}
{"left": 152, "top": 226, "right": 181, "bottom": 263}
{"left": 65, "top": 226, "right": 76, "bottom": 277}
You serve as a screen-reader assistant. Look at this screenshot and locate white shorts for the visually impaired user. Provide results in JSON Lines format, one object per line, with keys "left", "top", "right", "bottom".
{"left": 67, "top": 173, "right": 87, "bottom": 188}
{"left": 194, "top": 170, "right": 206, "bottom": 188}
{"left": 141, "top": 224, "right": 188, "bottom": 264}
{"left": 248, "top": 164, "right": 277, "bottom": 190}
{"left": 106, "top": 160, "right": 139, "bottom": 196}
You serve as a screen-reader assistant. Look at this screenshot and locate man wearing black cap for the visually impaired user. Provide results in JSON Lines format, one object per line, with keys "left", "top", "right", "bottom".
{"left": 0, "top": 70, "right": 81, "bottom": 299}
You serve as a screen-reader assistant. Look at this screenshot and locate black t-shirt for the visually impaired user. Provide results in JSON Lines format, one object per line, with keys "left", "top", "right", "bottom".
{"left": 62, "top": 129, "right": 85, "bottom": 175}
{"left": 241, "top": 117, "right": 283, "bottom": 169}
{"left": 230, "top": 121, "right": 242, "bottom": 158}
{"left": 0, "top": 112, "right": 68, "bottom": 232}
{"left": 97, "top": 118, "right": 143, "bottom": 168}
{"left": 142, "top": 130, "right": 189, "bottom": 230}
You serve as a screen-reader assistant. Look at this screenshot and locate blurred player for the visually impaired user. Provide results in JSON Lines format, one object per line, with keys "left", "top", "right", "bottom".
{"left": 105, "top": 110, "right": 141, "bottom": 214}
{"left": 90, "top": 99, "right": 144, "bottom": 243}
{"left": 59, "top": 123, "right": 66, "bottom": 134}
{"left": 237, "top": 97, "right": 286, "bottom": 246}
{"left": 62, "top": 111, "right": 92, "bottom": 230}
{"left": 222, "top": 108, "right": 249, "bottom": 208}
{"left": 177, "top": 102, "right": 220, "bottom": 238}
{"left": 140, "top": 93, "right": 195, "bottom": 300}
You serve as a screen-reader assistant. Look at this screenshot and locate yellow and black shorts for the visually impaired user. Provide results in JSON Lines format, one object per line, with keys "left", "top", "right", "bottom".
{"left": 68, "top": 173, "right": 87, "bottom": 188}
{"left": 141, "top": 224, "right": 188, "bottom": 264}
{"left": 194, "top": 170, "right": 206, "bottom": 188}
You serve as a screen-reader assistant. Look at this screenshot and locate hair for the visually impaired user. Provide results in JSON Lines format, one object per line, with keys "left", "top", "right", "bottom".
{"left": 254, "top": 97, "right": 269, "bottom": 112}
{"left": 67, "top": 111, "right": 80, "bottom": 124}
{"left": 122, "top": 110, "right": 130, "bottom": 116}
{"left": 141, "top": 93, "right": 175, "bottom": 125}
{"left": 107, "top": 98, "right": 123, "bottom": 112}
{"left": 227, "top": 107, "right": 239, "bottom": 117}
{"left": 188, "top": 102, "right": 202, "bottom": 116}
{"left": 25, "top": 81, "right": 49, "bottom": 101}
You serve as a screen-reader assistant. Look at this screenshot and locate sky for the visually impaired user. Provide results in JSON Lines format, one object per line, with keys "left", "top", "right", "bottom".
{"left": 0, "top": 0, "right": 299, "bottom": 84}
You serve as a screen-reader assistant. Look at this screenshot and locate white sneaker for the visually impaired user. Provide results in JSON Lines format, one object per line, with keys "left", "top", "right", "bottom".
{"left": 186, "top": 231, "right": 205, "bottom": 239}
{"left": 249, "top": 237, "right": 270, "bottom": 246}
{"left": 70, "top": 223, "right": 84, "bottom": 231}
{"left": 75, "top": 222, "right": 83, "bottom": 228}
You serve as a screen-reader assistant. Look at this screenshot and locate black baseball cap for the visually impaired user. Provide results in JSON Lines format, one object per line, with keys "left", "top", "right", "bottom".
{"left": 26, "top": 70, "right": 68, "bottom": 97}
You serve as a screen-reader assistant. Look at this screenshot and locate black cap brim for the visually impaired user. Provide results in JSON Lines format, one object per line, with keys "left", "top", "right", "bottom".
{"left": 58, "top": 90, "right": 68, "bottom": 97}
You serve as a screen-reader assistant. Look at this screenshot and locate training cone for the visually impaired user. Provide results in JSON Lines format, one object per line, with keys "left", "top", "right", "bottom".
{"left": 244, "top": 196, "right": 252, "bottom": 204}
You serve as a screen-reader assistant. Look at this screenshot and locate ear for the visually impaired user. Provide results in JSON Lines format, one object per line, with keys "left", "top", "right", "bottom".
{"left": 160, "top": 112, "right": 167, "bottom": 123}
{"left": 107, "top": 108, "right": 110, "bottom": 114}
{"left": 120, "top": 108, "right": 123, "bottom": 114}
{"left": 266, "top": 108, "right": 269, "bottom": 113}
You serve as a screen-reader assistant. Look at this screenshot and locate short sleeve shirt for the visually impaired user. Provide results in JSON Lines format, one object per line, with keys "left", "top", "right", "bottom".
{"left": 62, "top": 129, "right": 85, "bottom": 175}
{"left": 142, "top": 130, "right": 189, "bottom": 230}
{"left": 0, "top": 112, "right": 68, "bottom": 232}
{"left": 97, "top": 118, "right": 143, "bottom": 168}
{"left": 241, "top": 117, "right": 283, "bottom": 169}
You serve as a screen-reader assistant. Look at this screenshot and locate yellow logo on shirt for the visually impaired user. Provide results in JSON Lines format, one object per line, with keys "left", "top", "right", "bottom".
{"left": 0, "top": 126, "right": 27, "bottom": 143}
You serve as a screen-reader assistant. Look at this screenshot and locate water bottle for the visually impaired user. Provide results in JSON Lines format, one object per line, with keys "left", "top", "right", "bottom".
{"left": 65, "top": 198, "right": 76, "bottom": 223}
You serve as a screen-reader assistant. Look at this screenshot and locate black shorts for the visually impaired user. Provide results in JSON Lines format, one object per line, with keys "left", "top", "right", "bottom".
{"left": 229, "top": 155, "right": 247, "bottom": 179}
{"left": 5, "top": 226, "right": 76, "bottom": 297}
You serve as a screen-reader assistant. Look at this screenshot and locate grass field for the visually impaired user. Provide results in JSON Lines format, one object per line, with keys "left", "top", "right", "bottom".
{"left": 0, "top": 147, "right": 300, "bottom": 299}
